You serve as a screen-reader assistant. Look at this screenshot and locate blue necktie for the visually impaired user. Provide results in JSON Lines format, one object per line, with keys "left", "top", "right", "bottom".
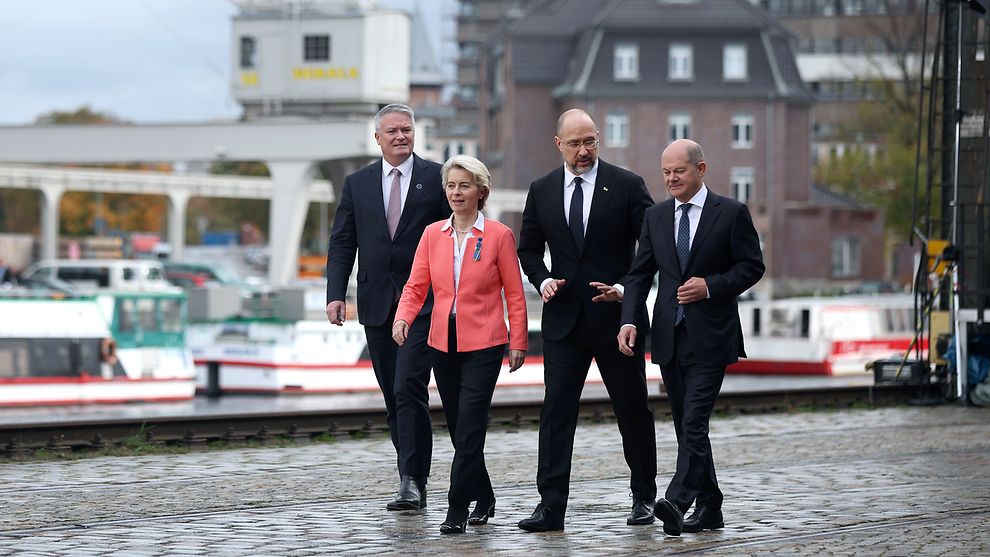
{"left": 569, "top": 177, "right": 584, "bottom": 250}
{"left": 675, "top": 203, "right": 691, "bottom": 325}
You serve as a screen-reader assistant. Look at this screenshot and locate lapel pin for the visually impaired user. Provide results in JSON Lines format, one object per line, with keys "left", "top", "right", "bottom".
{"left": 416, "top": 183, "right": 423, "bottom": 190}
{"left": 603, "top": 186, "right": 609, "bottom": 191}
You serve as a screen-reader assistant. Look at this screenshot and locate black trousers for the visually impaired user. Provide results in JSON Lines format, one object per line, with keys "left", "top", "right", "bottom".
{"left": 363, "top": 302, "right": 433, "bottom": 478}
{"left": 660, "top": 325, "right": 725, "bottom": 512}
{"left": 537, "top": 309, "right": 657, "bottom": 516}
{"left": 432, "top": 316, "right": 505, "bottom": 517}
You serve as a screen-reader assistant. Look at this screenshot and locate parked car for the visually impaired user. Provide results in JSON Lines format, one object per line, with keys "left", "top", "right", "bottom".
{"left": 163, "top": 261, "right": 269, "bottom": 299}
{"left": 21, "top": 259, "right": 179, "bottom": 293}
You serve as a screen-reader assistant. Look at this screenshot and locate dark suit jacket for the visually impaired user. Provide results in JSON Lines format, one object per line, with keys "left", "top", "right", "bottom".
{"left": 326, "top": 154, "right": 450, "bottom": 327}
{"left": 518, "top": 160, "right": 653, "bottom": 341}
{"left": 621, "top": 190, "right": 765, "bottom": 367}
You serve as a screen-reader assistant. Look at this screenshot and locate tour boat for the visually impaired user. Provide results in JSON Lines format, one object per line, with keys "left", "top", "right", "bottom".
{"left": 187, "top": 292, "right": 918, "bottom": 394}
{"left": 730, "top": 294, "right": 920, "bottom": 376}
{"left": 0, "top": 292, "right": 197, "bottom": 406}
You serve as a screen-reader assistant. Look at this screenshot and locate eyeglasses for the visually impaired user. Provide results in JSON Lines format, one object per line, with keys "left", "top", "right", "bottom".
{"left": 561, "top": 138, "right": 599, "bottom": 150}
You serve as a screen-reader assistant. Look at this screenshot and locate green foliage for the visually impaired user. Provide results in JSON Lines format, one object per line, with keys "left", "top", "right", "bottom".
{"left": 813, "top": 78, "right": 935, "bottom": 239}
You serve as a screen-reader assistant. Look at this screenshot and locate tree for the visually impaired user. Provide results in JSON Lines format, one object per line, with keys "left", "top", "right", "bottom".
{"left": 812, "top": 1, "right": 933, "bottom": 239}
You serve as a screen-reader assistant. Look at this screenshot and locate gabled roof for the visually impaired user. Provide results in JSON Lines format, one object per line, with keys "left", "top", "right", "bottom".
{"left": 503, "top": 0, "right": 811, "bottom": 101}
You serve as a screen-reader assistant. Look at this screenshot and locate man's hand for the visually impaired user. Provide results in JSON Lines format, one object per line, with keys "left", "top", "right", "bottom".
{"left": 617, "top": 325, "right": 637, "bottom": 356}
{"left": 392, "top": 320, "right": 409, "bottom": 346}
{"left": 677, "top": 277, "right": 708, "bottom": 306}
{"left": 542, "top": 279, "right": 566, "bottom": 302}
{"left": 326, "top": 301, "right": 346, "bottom": 325}
{"left": 508, "top": 349, "right": 526, "bottom": 372}
{"left": 590, "top": 281, "right": 622, "bottom": 302}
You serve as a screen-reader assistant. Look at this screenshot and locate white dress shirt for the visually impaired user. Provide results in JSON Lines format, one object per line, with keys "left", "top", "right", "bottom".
{"left": 563, "top": 162, "right": 597, "bottom": 230}
{"left": 441, "top": 212, "right": 485, "bottom": 316}
{"left": 382, "top": 155, "right": 415, "bottom": 219}
{"left": 540, "top": 163, "right": 609, "bottom": 295}
{"left": 674, "top": 183, "right": 709, "bottom": 250}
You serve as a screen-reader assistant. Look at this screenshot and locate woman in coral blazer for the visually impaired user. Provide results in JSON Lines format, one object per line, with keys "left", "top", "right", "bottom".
{"left": 393, "top": 155, "right": 527, "bottom": 534}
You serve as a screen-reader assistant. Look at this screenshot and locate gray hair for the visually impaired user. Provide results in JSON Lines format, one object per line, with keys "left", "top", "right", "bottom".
{"left": 442, "top": 155, "right": 492, "bottom": 211}
{"left": 374, "top": 103, "right": 416, "bottom": 131}
{"left": 686, "top": 142, "right": 705, "bottom": 166}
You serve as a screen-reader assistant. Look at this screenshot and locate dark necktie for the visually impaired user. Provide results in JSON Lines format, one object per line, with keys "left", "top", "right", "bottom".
{"left": 569, "top": 177, "right": 584, "bottom": 250}
{"left": 675, "top": 203, "right": 691, "bottom": 324}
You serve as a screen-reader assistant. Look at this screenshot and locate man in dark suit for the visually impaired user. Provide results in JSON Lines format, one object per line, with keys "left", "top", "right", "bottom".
{"left": 619, "top": 139, "right": 764, "bottom": 536}
{"left": 326, "top": 103, "right": 450, "bottom": 510}
{"left": 516, "top": 108, "right": 657, "bottom": 532}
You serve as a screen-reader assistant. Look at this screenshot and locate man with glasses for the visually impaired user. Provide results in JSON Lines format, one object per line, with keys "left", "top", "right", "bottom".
{"left": 516, "top": 108, "right": 657, "bottom": 531}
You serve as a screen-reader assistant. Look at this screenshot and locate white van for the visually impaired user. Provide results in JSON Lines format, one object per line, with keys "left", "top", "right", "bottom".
{"left": 22, "top": 259, "right": 179, "bottom": 293}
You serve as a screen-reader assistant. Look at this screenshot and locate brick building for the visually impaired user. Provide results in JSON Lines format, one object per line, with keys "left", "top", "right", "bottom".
{"left": 476, "top": 0, "right": 886, "bottom": 297}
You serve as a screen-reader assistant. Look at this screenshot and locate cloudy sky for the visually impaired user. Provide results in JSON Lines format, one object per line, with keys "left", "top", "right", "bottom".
{"left": 0, "top": 0, "right": 446, "bottom": 125}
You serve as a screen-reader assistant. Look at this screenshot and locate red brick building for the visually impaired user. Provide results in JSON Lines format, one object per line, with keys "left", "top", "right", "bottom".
{"left": 477, "top": 0, "right": 886, "bottom": 297}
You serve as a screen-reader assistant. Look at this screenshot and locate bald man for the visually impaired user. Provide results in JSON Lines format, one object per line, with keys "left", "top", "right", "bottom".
{"left": 516, "top": 109, "right": 657, "bottom": 531}
{"left": 619, "top": 139, "right": 764, "bottom": 535}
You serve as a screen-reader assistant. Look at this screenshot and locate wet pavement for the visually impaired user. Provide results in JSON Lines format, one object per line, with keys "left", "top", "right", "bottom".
{"left": 0, "top": 374, "right": 873, "bottom": 426}
{"left": 1, "top": 403, "right": 988, "bottom": 555}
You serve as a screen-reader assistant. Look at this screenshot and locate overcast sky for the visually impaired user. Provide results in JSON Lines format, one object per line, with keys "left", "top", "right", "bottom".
{"left": 0, "top": 0, "right": 446, "bottom": 125}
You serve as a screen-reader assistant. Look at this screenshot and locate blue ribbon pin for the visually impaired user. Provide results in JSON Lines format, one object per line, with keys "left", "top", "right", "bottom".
{"left": 473, "top": 237, "right": 483, "bottom": 261}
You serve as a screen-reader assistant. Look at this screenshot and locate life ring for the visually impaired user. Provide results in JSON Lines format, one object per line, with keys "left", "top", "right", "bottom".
{"left": 100, "top": 338, "right": 119, "bottom": 366}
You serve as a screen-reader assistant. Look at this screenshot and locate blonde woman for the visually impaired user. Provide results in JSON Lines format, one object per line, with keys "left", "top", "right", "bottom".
{"left": 393, "top": 155, "right": 527, "bottom": 534}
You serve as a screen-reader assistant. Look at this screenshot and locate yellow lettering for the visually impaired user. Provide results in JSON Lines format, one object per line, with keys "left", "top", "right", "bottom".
{"left": 290, "top": 66, "right": 362, "bottom": 80}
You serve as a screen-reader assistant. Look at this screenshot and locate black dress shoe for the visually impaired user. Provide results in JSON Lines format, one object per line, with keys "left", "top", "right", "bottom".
{"left": 682, "top": 506, "right": 724, "bottom": 533}
{"left": 386, "top": 476, "right": 423, "bottom": 511}
{"left": 627, "top": 495, "right": 655, "bottom": 525}
{"left": 653, "top": 498, "right": 684, "bottom": 536}
{"left": 468, "top": 499, "right": 496, "bottom": 525}
{"left": 517, "top": 503, "right": 564, "bottom": 532}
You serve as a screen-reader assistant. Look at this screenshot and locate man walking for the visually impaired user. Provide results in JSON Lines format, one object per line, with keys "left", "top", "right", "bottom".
{"left": 516, "top": 108, "right": 657, "bottom": 531}
{"left": 326, "top": 104, "right": 450, "bottom": 510}
{"left": 619, "top": 139, "right": 764, "bottom": 535}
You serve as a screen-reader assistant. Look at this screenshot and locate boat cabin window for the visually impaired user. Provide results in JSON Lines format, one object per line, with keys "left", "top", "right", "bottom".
{"left": 752, "top": 308, "right": 761, "bottom": 336}
{"left": 162, "top": 299, "right": 183, "bottom": 333}
{"left": 0, "top": 338, "right": 103, "bottom": 378}
{"left": 768, "top": 307, "right": 811, "bottom": 338}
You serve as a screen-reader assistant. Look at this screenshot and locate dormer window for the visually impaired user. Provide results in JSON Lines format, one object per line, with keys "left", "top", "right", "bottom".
{"left": 614, "top": 43, "right": 639, "bottom": 81}
{"left": 669, "top": 43, "right": 693, "bottom": 81}
{"left": 723, "top": 44, "right": 748, "bottom": 81}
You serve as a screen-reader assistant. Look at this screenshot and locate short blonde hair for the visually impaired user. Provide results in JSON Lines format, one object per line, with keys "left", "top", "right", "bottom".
{"left": 441, "top": 155, "right": 492, "bottom": 211}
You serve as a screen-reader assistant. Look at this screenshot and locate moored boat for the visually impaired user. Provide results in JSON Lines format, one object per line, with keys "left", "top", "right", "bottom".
{"left": 0, "top": 291, "right": 197, "bottom": 406}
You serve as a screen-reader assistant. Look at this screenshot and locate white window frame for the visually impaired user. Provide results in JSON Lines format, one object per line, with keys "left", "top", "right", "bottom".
{"left": 604, "top": 111, "right": 630, "bottom": 148}
{"left": 723, "top": 44, "right": 748, "bottom": 81}
{"left": 731, "top": 114, "right": 754, "bottom": 149}
{"left": 831, "top": 236, "right": 862, "bottom": 278}
{"left": 669, "top": 43, "right": 693, "bottom": 81}
{"left": 730, "top": 167, "right": 755, "bottom": 204}
{"left": 614, "top": 43, "right": 639, "bottom": 81}
{"left": 668, "top": 113, "right": 691, "bottom": 142}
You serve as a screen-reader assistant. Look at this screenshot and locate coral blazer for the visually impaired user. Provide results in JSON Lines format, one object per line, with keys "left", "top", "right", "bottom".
{"left": 396, "top": 218, "right": 528, "bottom": 353}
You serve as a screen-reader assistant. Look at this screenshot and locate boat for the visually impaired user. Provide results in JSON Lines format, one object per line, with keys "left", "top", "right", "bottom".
{"left": 188, "top": 316, "right": 663, "bottom": 394}
{"left": 0, "top": 291, "right": 197, "bottom": 406}
{"left": 187, "top": 289, "right": 919, "bottom": 394}
{"left": 730, "top": 294, "right": 921, "bottom": 376}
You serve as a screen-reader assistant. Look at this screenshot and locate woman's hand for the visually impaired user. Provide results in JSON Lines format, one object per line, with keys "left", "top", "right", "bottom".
{"left": 508, "top": 349, "right": 526, "bottom": 372}
{"left": 392, "top": 320, "right": 409, "bottom": 346}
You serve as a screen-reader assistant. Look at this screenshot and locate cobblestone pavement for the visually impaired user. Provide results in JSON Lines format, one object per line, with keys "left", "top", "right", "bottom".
{"left": 1, "top": 405, "right": 988, "bottom": 556}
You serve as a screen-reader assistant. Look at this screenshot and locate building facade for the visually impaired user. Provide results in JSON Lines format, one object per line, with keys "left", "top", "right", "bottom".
{"left": 478, "top": 0, "right": 886, "bottom": 297}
